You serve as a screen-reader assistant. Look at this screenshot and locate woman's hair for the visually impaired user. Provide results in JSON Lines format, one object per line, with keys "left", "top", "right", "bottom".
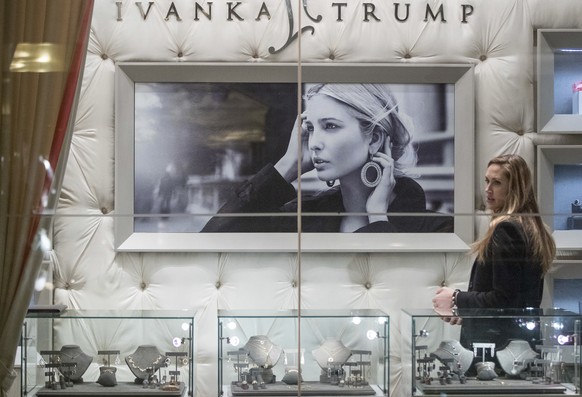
{"left": 472, "top": 154, "right": 556, "bottom": 274}
{"left": 304, "top": 83, "right": 417, "bottom": 177}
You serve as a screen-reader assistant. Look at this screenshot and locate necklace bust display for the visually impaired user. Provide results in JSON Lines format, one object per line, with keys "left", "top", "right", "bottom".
{"left": 312, "top": 338, "right": 352, "bottom": 369}
{"left": 496, "top": 339, "right": 538, "bottom": 376}
{"left": 243, "top": 335, "right": 282, "bottom": 369}
{"left": 58, "top": 345, "right": 93, "bottom": 383}
{"left": 430, "top": 339, "right": 474, "bottom": 375}
{"left": 125, "top": 345, "right": 167, "bottom": 383}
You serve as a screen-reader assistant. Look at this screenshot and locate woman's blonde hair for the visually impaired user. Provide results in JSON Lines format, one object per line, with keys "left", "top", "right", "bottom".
{"left": 472, "top": 154, "right": 555, "bottom": 274}
{"left": 304, "top": 83, "right": 417, "bottom": 177}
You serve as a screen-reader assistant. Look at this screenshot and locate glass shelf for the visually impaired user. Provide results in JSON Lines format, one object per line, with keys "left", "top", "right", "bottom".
{"left": 217, "top": 309, "right": 389, "bottom": 396}
{"left": 21, "top": 309, "right": 195, "bottom": 396}
{"left": 402, "top": 308, "right": 581, "bottom": 396}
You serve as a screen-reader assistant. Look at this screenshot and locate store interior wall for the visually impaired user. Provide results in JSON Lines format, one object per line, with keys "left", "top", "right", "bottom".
{"left": 35, "top": 1, "right": 582, "bottom": 396}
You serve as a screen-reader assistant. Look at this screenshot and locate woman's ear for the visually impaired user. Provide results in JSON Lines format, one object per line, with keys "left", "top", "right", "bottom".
{"left": 369, "top": 129, "right": 385, "bottom": 154}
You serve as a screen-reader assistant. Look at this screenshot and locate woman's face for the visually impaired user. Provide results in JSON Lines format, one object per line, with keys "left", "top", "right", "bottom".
{"left": 484, "top": 163, "right": 509, "bottom": 213}
{"left": 304, "top": 94, "right": 371, "bottom": 182}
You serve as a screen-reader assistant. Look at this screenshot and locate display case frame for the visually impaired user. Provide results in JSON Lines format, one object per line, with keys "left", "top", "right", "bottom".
{"left": 537, "top": 29, "right": 582, "bottom": 134}
{"left": 402, "top": 307, "right": 581, "bottom": 396}
{"left": 543, "top": 259, "right": 582, "bottom": 314}
{"left": 217, "top": 309, "right": 390, "bottom": 397}
{"left": 20, "top": 309, "right": 195, "bottom": 397}
{"left": 537, "top": 145, "right": 582, "bottom": 250}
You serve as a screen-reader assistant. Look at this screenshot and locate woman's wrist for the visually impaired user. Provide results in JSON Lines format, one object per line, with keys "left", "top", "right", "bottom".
{"left": 274, "top": 158, "right": 298, "bottom": 183}
{"left": 368, "top": 215, "right": 389, "bottom": 224}
{"left": 451, "top": 289, "right": 461, "bottom": 309}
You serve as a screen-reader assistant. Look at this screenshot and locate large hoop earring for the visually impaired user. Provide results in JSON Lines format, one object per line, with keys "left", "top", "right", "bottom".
{"left": 326, "top": 180, "right": 336, "bottom": 187}
{"left": 361, "top": 160, "right": 382, "bottom": 188}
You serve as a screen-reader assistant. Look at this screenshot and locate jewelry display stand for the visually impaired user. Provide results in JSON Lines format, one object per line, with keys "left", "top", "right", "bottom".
{"left": 402, "top": 308, "right": 581, "bottom": 396}
{"left": 125, "top": 345, "right": 168, "bottom": 383}
{"left": 58, "top": 345, "right": 93, "bottom": 382}
{"left": 218, "top": 310, "right": 390, "bottom": 397}
{"left": 21, "top": 309, "right": 195, "bottom": 397}
{"left": 429, "top": 339, "right": 473, "bottom": 376}
{"left": 496, "top": 339, "right": 539, "bottom": 377}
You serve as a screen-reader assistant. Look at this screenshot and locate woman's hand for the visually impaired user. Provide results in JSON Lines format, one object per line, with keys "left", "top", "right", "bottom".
{"left": 433, "top": 286, "right": 455, "bottom": 311}
{"left": 274, "top": 113, "right": 314, "bottom": 183}
{"left": 366, "top": 138, "right": 396, "bottom": 222}
{"left": 433, "top": 287, "right": 463, "bottom": 325}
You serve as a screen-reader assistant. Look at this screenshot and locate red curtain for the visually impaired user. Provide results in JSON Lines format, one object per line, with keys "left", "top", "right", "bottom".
{"left": 0, "top": 1, "right": 94, "bottom": 394}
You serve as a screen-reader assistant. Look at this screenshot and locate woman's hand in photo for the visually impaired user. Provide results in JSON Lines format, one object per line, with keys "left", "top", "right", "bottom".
{"left": 366, "top": 138, "right": 396, "bottom": 221}
{"left": 274, "top": 113, "right": 314, "bottom": 183}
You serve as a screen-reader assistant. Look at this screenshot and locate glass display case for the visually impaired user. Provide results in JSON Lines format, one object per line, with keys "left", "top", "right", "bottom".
{"left": 217, "top": 310, "right": 389, "bottom": 396}
{"left": 402, "top": 308, "right": 581, "bottom": 396}
{"left": 21, "top": 309, "right": 195, "bottom": 396}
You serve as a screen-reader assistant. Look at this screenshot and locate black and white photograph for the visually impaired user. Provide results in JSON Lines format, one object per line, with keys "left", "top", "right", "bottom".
{"left": 133, "top": 81, "right": 455, "bottom": 234}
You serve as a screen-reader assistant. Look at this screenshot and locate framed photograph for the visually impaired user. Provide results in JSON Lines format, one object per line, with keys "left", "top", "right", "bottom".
{"left": 537, "top": 29, "right": 582, "bottom": 133}
{"left": 537, "top": 145, "right": 582, "bottom": 250}
{"left": 115, "top": 62, "right": 474, "bottom": 252}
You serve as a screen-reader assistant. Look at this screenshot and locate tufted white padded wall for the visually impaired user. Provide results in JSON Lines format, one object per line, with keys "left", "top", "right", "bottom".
{"left": 50, "top": 1, "right": 582, "bottom": 396}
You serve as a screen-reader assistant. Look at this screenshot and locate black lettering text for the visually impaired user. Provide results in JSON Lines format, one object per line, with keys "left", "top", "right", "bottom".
{"left": 363, "top": 3, "right": 380, "bottom": 22}
{"left": 255, "top": 2, "right": 271, "bottom": 21}
{"left": 227, "top": 2, "right": 243, "bottom": 21}
{"left": 194, "top": 2, "right": 212, "bottom": 20}
{"left": 332, "top": 3, "right": 347, "bottom": 22}
{"left": 136, "top": 2, "right": 154, "bottom": 20}
{"left": 394, "top": 3, "right": 410, "bottom": 22}
{"left": 164, "top": 2, "right": 182, "bottom": 21}
{"left": 461, "top": 4, "right": 474, "bottom": 23}
{"left": 424, "top": 3, "right": 446, "bottom": 22}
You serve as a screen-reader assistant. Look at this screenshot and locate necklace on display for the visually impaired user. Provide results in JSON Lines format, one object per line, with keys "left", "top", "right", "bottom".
{"left": 496, "top": 340, "right": 537, "bottom": 375}
{"left": 127, "top": 354, "right": 163, "bottom": 373}
{"left": 313, "top": 339, "right": 352, "bottom": 369}
{"left": 60, "top": 346, "right": 88, "bottom": 361}
{"left": 431, "top": 340, "right": 472, "bottom": 374}
{"left": 245, "top": 336, "right": 281, "bottom": 368}
{"left": 60, "top": 351, "right": 84, "bottom": 361}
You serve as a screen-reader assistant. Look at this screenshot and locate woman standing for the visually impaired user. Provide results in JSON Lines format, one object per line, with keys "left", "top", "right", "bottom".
{"left": 432, "top": 154, "right": 556, "bottom": 366}
{"left": 433, "top": 154, "right": 555, "bottom": 311}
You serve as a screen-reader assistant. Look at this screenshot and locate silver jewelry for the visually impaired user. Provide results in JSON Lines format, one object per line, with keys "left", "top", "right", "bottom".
{"left": 360, "top": 158, "right": 382, "bottom": 187}
{"left": 125, "top": 345, "right": 167, "bottom": 381}
{"left": 312, "top": 338, "right": 352, "bottom": 369}
{"left": 58, "top": 345, "right": 92, "bottom": 382}
{"left": 244, "top": 335, "right": 282, "bottom": 369}
{"left": 326, "top": 180, "right": 335, "bottom": 187}
{"left": 127, "top": 355, "right": 163, "bottom": 373}
{"left": 475, "top": 361, "right": 497, "bottom": 380}
{"left": 496, "top": 339, "right": 538, "bottom": 376}
{"left": 430, "top": 340, "right": 473, "bottom": 375}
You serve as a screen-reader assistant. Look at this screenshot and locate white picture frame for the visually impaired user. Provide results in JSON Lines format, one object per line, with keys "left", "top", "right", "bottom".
{"left": 537, "top": 29, "right": 582, "bottom": 134}
{"left": 537, "top": 145, "right": 582, "bottom": 250}
{"left": 115, "top": 62, "right": 475, "bottom": 252}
